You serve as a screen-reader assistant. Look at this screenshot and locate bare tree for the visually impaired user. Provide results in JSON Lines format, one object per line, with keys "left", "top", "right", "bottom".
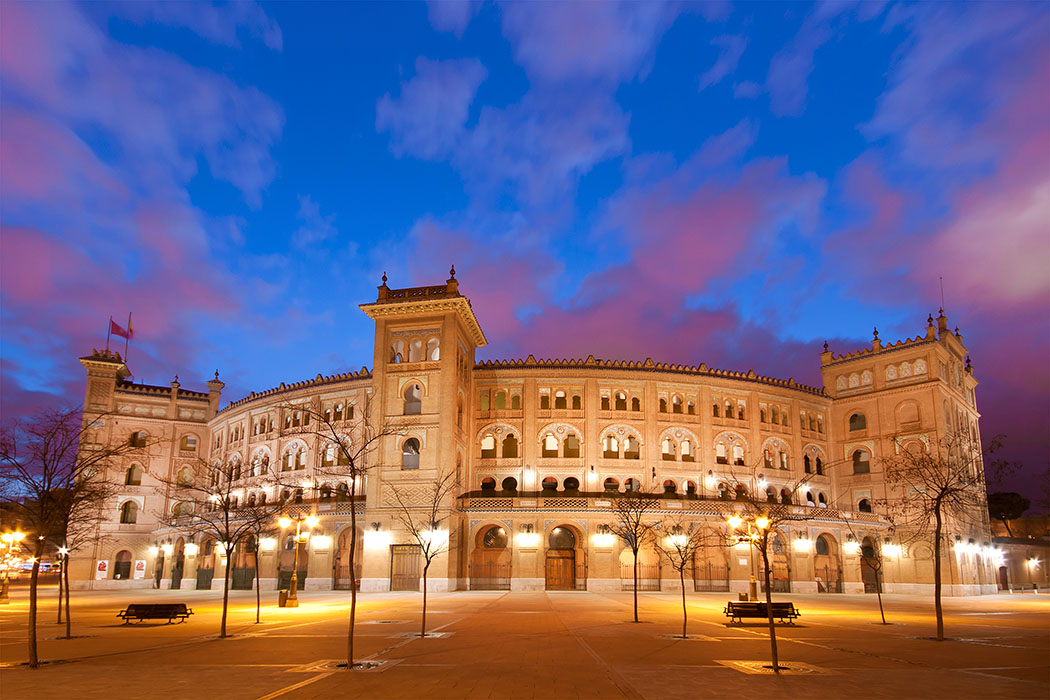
{"left": 879, "top": 429, "right": 1002, "bottom": 641}
{"left": 608, "top": 488, "right": 658, "bottom": 623}
{"left": 719, "top": 465, "right": 818, "bottom": 674}
{"left": 838, "top": 516, "right": 891, "bottom": 624}
{"left": 0, "top": 408, "right": 131, "bottom": 668}
{"left": 157, "top": 455, "right": 286, "bottom": 638}
{"left": 281, "top": 396, "right": 403, "bottom": 669}
{"left": 390, "top": 471, "right": 457, "bottom": 638}
{"left": 653, "top": 517, "right": 712, "bottom": 638}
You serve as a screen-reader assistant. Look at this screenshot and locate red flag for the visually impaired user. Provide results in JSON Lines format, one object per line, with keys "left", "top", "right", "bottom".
{"left": 110, "top": 318, "right": 132, "bottom": 340}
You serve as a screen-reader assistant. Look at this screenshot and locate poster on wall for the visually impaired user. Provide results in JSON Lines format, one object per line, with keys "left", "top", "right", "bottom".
{"left": 133, "top": 560, "right": 146, "bottom": 580}
{"left": 95, "top": 560, "right": 108, "bottom": 580}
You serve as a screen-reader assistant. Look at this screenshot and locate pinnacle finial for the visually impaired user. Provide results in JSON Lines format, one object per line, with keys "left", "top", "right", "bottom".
{"left": 381, "top": 271, "right": 387, "bottom": 284}
{"left": 873, "top": 326, "right": 879, "bottom": 339}
{"left": 174, "top": 374, "right": 179, "bottom": 383}
{"left": 214, "top": 369, "right": 219, "bottom": 380}
{"left": 823, "top": 340, "right": 829, "bottom": 352}
{"left": 954, "top": 326, "right": 959, "bottom": 334}
{"left": 927, "top": 313, "right": 934, "bottom": 324}
{"left": 449, "top": 264, "right": 456, "bottom": 278}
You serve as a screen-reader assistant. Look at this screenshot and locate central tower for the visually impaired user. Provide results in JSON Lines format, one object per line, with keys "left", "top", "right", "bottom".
{"left": 357, "top": 268, "right": 486, "bottom": 591}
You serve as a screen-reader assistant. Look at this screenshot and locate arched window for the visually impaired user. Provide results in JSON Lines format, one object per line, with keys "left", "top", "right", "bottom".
{"left": 501, "top": 434, "right": 519, "bottom": 458}
{"left": 681, "top": 439, "right": 695, "bottom": 462}
{"left": 615, "top": 392, "right": 628, "bottom": 411}
{"left": 408, "top": 339, "right": 423, "bottom": 362}
{"left": 293, "top": 488, "right": 303, "bottom": 504}
{"left": 717, "top": 483, "right": 730, "bottom": 500}
{"left": 541, "top": 433, "right": 559, "bottom": 458}
{"left": 549, "top": 527, "right": 575, "bottom": 550}
{"left": 761, "top": 407, "right": 767, "bottom": 422}
{"left": 771, "top": 407, "right": 779, "bottom": 424}
{"left": 780, "top": 488, "right": 792, "bottom": 505}
{"left": 601, "top": 396, "right": 610, "bottom": 410}
{"left": 603, "top": 477, "right": 620, "bottom": 492}
{"left": 672, "top": 396, "right": 683, "bottom": 414}
{"left": 624, "top": 478, "right": 641, "bottom": 492}
{"left": 404, "top": 383, "right": 423, "bottom": 415}
{"left": 540, "top": 394, "right": 550, "bottom": 409}
{"left": 818, "top": 492, "right": 827, "bottom": 507}
{"left": 659, "top": 398, "right": 668, "bottom": 413}
{"left": 684, "top": 481, "right": 697, "bottom": 496}
{"left": 391, "top": 340, "right": 405, "bottom": 363}
{"left": 715, "top": 442, "right": 728, "bottom": 464}
{"left": 779, "top": 451, "right": 788, "bottom": 470}
{"left": 602, "top": 435, "right": 619, "bottom": 458}
{"left": 113, "top": 550, "right": 132, "bottom": 579}
{"left": 663, "top": 479, "right": 677, "bottom": 494}
{"left": 725, "top": 400, "right": 733, "bottom": 418}
{"left": 571, "top": 395, "right": 582, "bottom": 410}
{"left": 483, "top": 526, "right": 508, "bottom": 548}
{"left": 563, "top": 477, "right": 580, "bottom": 492}
{"left": 815, "top": 535, "right": 831, "bottom": 556}
{"left": 858, "top": 498, "right": 872, "bottom": 513}
{"left": 501, "top": 477, "right": 518, "bottom": 492}
{"left": 686, "top": 400, "right": 695, "bottom": 415}
{"left": 480, "top": 477, "right": 496, "bottom": 491}
{"left": 248, "top": 492, "right": 258, "bottom": 507}
{"left": 816, "top": 457, "right": 824, "bottom": 475}
{"left": 732, "top": 444, "right": 745, "bottom": 466}
{"left": 402, "top": 438, "right": 421, "bottom": 470}
{"left": 179, "top": 435, "right": 197, "bottom": 451}
{"left": 624, "top": 436, "right": 640, "bottom": 459}
{"left": 481, "top": 434, "right": 497, "bottom": 458}
{"left": 804, "top": 455, "right": 812, "bottom": 473}
{"left": 662, "top": 437, "right": 676, "bottom": 461}
{"left": 541, "top": 476, "right": 558, "bottom": 491}
{"left": 563, "top": 434, "right": 580, "bottom": 458}
{"left": 125, "top": 464, "right": 142, "bottom": 486}
{"left": 494, "top": 391, "right": 507, "bottom": 410}
{"left": 319, "top": 484, "right": 332, "bottom": 500}
{"left": 764, "top": 449, "right": 774, "bottom": 469}
{"left": 426, "top": 337, "right": 440, "bottom": 361}
{"left": 128, "top": 431, "right": 148, "bottom": 448}
{"left": 631, "top": 397, "right": 641, "bottom": 411}
{"left": 457, "top": 400, "right": 464, "bottom": 427}
{"left": 849, "top": 413, "right": 866, "bottom": 431}
{"left": 554, "top": 391, "right": 567, "bottom": 409}
{"left": 119, "top": 501, "right": 138, "bottom": 524}
{"left": 766, "top": 486, "right": 777, "bottom": 503}
{"left": 511, "top": 394, "right": 521, "bottom": 410}
{"left": 336, "top": 483, "right": 349, "bottom": 500}
{"left": 177, "top": 467, "right": 193, "bottom": 487}
{"left": 806, "top": 491, "right": 816, "bottom": 506}
{"left": 480, "top": 393, "right": 490, "bottom": 411}
{"left": 852, "top": 449, "right": 870, "bottom": 474}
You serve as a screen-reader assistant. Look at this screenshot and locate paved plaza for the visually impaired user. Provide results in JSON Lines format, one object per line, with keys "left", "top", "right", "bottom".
{"left": 1, "top": 585, "right": 1047, "bottom": 699}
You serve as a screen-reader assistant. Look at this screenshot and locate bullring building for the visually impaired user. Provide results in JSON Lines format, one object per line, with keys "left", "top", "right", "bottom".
{"left": 70, "top": 270, "right": 1003, "bottom": 596}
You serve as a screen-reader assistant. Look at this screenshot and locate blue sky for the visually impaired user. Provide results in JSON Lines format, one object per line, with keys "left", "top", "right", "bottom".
{"left": 1, "top": 1, "right": 1047, "bottom": 495}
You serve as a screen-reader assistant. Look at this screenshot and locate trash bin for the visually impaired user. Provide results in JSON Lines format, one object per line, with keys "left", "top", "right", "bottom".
{"left": 278, "top": 589, "right": 288, "bottom": 607}
{"left": 738, "top": 592, "right": 749, "bottom": 602}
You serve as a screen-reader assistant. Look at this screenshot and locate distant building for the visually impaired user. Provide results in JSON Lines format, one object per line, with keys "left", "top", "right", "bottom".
{"left": 69, "top": 271, "right": 1005, "bottom": 595}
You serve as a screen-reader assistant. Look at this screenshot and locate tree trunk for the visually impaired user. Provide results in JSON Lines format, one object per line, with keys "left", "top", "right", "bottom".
{"left": 28, "top": 538, "right": 44, "bottom": 668}
{"left": 421, "top": 560, "right": 430, "bottom": 638}
{"left": 56, "top": 559, "right": 63, "bottom": 624}
{"left": 254, "top": 546, "right": 261, "bottom": 624}
{"left": 1001, "top": 517, "right": 1013, "bottom": 538}
{"left": 347, "top": 486, "right": 358, "bottom": 669}
{"left": 875, "top": 566, "right": 886, "bottom": 624}
{"left": 632, "top": 550, "right": 639, "bottom": 623}
{"left": 679, "top": 566, "right": 687, "bottom": 638}
{"left": 933, "top": 506, "right": 944, "bottom": 641}
{"left": 220, "top": 548, "right": 232, "bottom": 638}
{"left": 63, "top": 555, "right": 71, "bottom": 639}
{"left": 761, "top": 545, "right": 781, "bottom": 673}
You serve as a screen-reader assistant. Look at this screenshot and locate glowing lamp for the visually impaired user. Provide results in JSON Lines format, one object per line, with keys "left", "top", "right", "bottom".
{"left": 147, "top": 545, "right": 159, "bottom": 556}
{"left": 668, "top": 534, "right": 688, "bottom": 548}
{"left": 593, "top": 532, "right": 616, "bottom": 547}
{"left": 184, "top": 543, "right": 199, "bottom": 556}
{"left": 755, "top": 516, "right": 770, "bottom": 530}
{"left": 161, "top": 544, "right": 174, "bottom": 556}
{"left": 305, "top": 515, "right": 320, "bottom": 529}
{"left": 728, "top": 515, "right": 743, "bottom": 529}
{"left": 364, "top": 528, "right": 390, "bottom": 549}
{"left": 278, "top": 516, "right": 292, "bottom": 529}
{"left": 258, "top": 538, "right": 277, "bottom": 551}
{"left": 58, "top": 547, "right": 70, "bottom": 556}
{"left": 311, "top": 535, "right": 332, "bottom": 550}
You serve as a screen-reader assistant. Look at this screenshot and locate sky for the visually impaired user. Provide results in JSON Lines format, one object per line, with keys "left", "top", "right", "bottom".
{"left": 1, "top": 1, "right": 1047, "bottom": 499}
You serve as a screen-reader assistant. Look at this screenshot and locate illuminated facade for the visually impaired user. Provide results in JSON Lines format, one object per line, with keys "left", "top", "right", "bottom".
{"left": 69, "top": 271, "right": 1002, "bottom": 595}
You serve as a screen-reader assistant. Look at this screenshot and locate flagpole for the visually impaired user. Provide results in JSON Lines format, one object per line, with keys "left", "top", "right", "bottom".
{"left": 106, "top": 316, "right": 112, "bottom": 354}
{"left": 124, "top": 312, "right": 131, "bottom": 361}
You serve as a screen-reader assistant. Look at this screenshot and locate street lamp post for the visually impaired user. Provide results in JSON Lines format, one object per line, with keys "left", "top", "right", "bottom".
{"left": 728, "top": 513, "right": 769, "bottom": 601}
{"left": 278, "top": 514, "right": 319, "bottom": 608}
{"left": 0, "top": 531, "right": 26, "bottom": 604}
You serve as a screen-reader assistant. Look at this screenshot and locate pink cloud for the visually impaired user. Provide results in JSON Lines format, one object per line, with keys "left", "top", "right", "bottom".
{"left": 426, "top": 0, "right": 482, "bottom": 37}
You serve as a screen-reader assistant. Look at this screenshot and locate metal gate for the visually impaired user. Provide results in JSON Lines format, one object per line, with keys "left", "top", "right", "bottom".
{"left": 277, "top": 569, "right": 308, "bottom": 590}
{"left": 817, "top": 565, "right": 843, "bottom": 593}
{"left": 692, "top": 560, "right": 730, "bottom": 592}
{"left": 196, "top": 567, "right": 214, "bottom": 590}
{"left": 862, "top": 558, "right": 881, "bottom": 593}
{"left": 170, "top": 559, "right": 183, "bottom": 589}
{"left": 390, "top": 544, "right": 421, "bottom": 591}
{"left": 469, "top": 561, "right": 511, "bottom": 590}
{"left": 232, "top": 567, "right": 255, "bottom": 590}
{"left": 620, "top": 564, "right": 661, "bottom": 591}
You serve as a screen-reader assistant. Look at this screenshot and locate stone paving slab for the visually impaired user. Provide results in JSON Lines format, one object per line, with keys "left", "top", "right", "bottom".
{"left": 1, "top": 587, "right": 1047, "bottom": 699}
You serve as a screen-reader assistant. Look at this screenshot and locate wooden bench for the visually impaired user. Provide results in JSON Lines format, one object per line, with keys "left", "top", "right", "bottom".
{"left": 724, "top": 601, "right": 800, "bottom": 624}
{"left": 117, "top": 603, "right": 193, "bottom": 624}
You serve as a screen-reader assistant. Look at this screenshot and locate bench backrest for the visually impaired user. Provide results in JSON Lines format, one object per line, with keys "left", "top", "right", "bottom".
{"left": 125, "top": 603, "right": 188, "bottom": 615}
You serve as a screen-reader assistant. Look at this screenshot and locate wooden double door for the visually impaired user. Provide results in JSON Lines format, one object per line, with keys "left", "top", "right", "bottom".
{"left": 390, "top": 544, "right": 422, "bottom": 591}
{"left": 545, "top": 550, "right": 576, "bottom": 590}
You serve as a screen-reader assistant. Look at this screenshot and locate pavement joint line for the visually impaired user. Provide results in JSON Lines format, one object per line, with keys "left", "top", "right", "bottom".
{"left": 254, "top": 670, "right": 335, "bottom": 700}
{"left": 559, "top": 611, "right": 642, "bottom": 699}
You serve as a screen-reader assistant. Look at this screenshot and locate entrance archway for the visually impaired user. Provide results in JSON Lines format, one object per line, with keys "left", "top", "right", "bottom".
{"left": 196, "top": 539, "right": 215, "bottom": 589}
{"left": 170, "top": 538, "right": 185, "bottom": 589}
{"left": 692, "top": 539, "right": 729, "bottom": 592}
{"left": 278, "top": 532, "right": 308, "bottom": 590}
{"left": 545, "top": 525, "right": 583, "bottom": 590}
{"left": 231, "top": 537, "right": 257, "bottom": 590}
{"left": 470, "top": 525, "right": 511, "bottom": 590}
{"left": 334, "top": 527, "right": 362, "bottom": 590}
{"left": 814, "top": 534, "right": 842, "bottom": 593}
{"left": 860, "top": 537, "right": 880, "bottom": 593}
{"left": 763, "top": 534, "right": 791, "bottom": 592}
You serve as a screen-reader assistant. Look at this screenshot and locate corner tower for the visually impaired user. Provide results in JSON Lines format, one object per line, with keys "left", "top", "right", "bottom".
{"left": 357, "top": 268, "right": 486, "bottom": 590}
